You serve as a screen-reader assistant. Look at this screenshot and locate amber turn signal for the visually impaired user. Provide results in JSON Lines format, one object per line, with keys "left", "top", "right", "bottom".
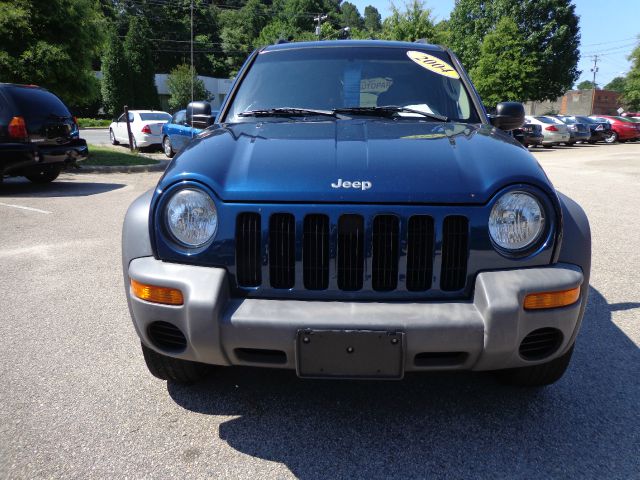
{"left": 523, "top": 287, "right": 580, "bottom": 310}
{"left": 130, "top": 279, "right": 184, "bottom": 305}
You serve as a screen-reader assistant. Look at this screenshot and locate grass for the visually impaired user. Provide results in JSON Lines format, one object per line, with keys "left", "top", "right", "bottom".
{"left": 77, "top": 118, "right": 112, "bottom": 128}
{"left": 84, "top": 146, "right": 160, "bottom": 166}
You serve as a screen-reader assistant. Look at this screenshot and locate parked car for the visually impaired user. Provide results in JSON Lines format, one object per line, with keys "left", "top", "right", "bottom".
{"left": 123, "top": 40, "right": 590, "bottom": 388}
{"left": 0, "top": 83, "right": 88, "bottom": 183}
{"left": 591, "top": 115, "right": 640, "bottom": 143}
{"left": 109, "top": 110, "right": 172, "bottom": 149}
{"left": 513, "top": 122, "right": 543, "bottom": 147}
{"left": 161, "top": 103, "right": 219, "bottom": 158}
{"left": 570, "top": 115, "right": 612, "bottom": 143}
{"left": 554, "top": 116, "right": 591, "bottom": 144}
{"left": 525, "top": 115, "right": 571, "bottom": 147}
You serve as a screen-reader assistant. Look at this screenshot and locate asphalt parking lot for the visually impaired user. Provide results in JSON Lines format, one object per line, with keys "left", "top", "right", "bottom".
{"left": 0, "top": 142, "right": 638, "bottom": 479}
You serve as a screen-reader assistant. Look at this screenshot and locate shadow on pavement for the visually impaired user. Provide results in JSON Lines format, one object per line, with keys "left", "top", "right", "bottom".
{"left": 168, "top": 286, "right": 639, "bottom": 478}
{"left": 0, "top": 178, "right": 125, "bottom": 197}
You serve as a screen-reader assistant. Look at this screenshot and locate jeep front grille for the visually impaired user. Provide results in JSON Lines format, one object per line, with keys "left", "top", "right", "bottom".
{"left": 440, "top": 215, "right": 469, "bottom": 291}
{"left": 234, "top": 211, "right": 470, "bottom": 295}
{"left": 337, "top": 214, "right": 365, "bottom": 291}
{"left": 372, "top": 215, "right": 399, "bottom": 291}
{"left": 269, "top": 213, "right": 295, "bottom": 289}
{"left": 235, "top": 212, "right": 262, "bottom": 287}
{"left": 303, "top": 214, "right": 330, "bottom": 290}
{"left": 406, "top": 215, "right": 434, "bottom": 291}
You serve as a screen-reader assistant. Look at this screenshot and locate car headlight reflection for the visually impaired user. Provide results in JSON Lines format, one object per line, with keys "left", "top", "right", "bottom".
{"left": 488, "top": 191, "right": 545, "bottom": 252}
{"left": 165, "top": 188, "right": 218, "bottom": 247}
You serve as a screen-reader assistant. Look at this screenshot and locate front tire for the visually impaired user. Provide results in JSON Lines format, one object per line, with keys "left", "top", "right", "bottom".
{"left": 605, "top": 131, "right": 618, "bottom": 144}
{"left": 109, "top": 129, "right": 119, "bottom": 145}
{"left": 25, "top": 164, "right": 62, "bottom": 184}
{"left": 163, "top": 136, "right": 175, "bottom": 158}
{"left": 141, "top": 343, "right": 209, "bottom": 384}
{"left": 496, "top": 344, "right": 575, "bottom": 387}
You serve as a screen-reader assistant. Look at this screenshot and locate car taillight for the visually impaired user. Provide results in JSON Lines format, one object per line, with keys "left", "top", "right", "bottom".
{"left": 8, "top": 116, "right": 28, "bottom": 139}
{"left": 141, "top": 124, "right": 152, "bottom": 134}
{"left": 545, "top": 125, "right": 558, "bottom": 131}
{"left": 595, "top": 125, "right": 603, "bottom": 131}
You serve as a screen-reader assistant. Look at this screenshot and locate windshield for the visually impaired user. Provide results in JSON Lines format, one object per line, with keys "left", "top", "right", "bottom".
{"left": 225, "top": 46, "right": 480, "bottom": 123}
{"left": 8, "top": 86, "right": 70, "bottom": 123}
{"left": 535, "top": 116, "right": 558, "bottom": 124}
{"left": 139, "top": 112, "right": 171, "bottom": 121}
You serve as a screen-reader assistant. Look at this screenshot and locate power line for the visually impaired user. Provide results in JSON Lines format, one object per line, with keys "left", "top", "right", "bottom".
{"left": 582, "top": 42, "right": 638, "bottom": 56}
{"left": 581, "top": 36, "right": 638, "bottom": 47}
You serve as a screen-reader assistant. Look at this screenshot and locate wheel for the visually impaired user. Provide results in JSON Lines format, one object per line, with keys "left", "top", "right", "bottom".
{"left": 605, "top": 131, "right": 618, "bottom": 144}
{"left": 141, "top": 343, "right": 209, "bottom": 384}
{"left": 163, "top": 136, "right": 175, "bottom": 158}
{"left": 496, "top": 344, "right": 574, "bottom": 387}
{"left": 25, "top": 164, "right": 62, "bottom": 184}
{"left": 109, "top": 128, "right": 119, "bottom": 145}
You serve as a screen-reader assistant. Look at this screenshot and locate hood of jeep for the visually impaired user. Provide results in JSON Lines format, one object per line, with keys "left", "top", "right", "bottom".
{"left": 159, "top": 120, "right": 553, "bottom": 204}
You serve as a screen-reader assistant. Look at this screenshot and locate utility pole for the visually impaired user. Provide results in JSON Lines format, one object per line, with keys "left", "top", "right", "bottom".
{"left": 314, "top": 14, "right": 327, "bottom": 40}
{"left": 590, "top": 55, "right": 599, "bottom": 114}
{"left": 191, "top": 0, "right": 194, "bottom": 105}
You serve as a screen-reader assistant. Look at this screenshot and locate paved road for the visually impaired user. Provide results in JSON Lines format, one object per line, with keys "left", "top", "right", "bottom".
{"left": 80, "top": 128, "right": 110, "bottom": 146}
{"left": 0, "top": 143, "right": 638, "bottom": 479}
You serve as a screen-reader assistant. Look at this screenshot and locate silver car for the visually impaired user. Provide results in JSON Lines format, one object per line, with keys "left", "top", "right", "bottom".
{"left": 525, "top": 115, "right": 571, "bottom": 148}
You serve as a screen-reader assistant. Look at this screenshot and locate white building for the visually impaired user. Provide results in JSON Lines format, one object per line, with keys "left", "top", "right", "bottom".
{"left": 154, "top": 74, "right": 234, "bottom": 111}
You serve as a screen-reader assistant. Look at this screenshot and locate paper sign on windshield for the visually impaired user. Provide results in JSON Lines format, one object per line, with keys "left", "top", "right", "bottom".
{"left": 406, "top": 51, "right": 460, "bottom": 79}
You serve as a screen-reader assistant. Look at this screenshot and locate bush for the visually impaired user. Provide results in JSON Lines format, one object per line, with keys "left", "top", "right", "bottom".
{"left": 77, "top": 118, "right": 112, "bottom": 128}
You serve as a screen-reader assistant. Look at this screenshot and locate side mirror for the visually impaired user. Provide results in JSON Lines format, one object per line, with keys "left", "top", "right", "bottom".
{"left": 489, "top": 102, "right": 525, "bottom": 131}
{"left": 187, "top": 101, "right": 215, "bottom": 130}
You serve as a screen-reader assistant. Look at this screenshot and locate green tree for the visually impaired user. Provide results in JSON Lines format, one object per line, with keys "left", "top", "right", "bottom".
{"left": 448, "top": 0, "right": 580, "bottom": 102}
{"left": 166, "top": 64, "right": 210, "bottom": 111}
{"left": 622, "top": 42, "right": 640, "bottom": 110}
{"left": 124, "top": 17, "right": 159, "bottom": 109}
{"left": 470, "top": 17, "right": 537, "bottom": 108}
{"left": 577, "top": 80, "right": 596, "bottom": 90}
{"left": 341, "top": 2, "right": 363, "bottom": 29}
{"left": 218, "top": 0, "right": 270, "bottom": 75}
{"left": 364, "top": 5, "right": 382, "bottom": 33}
{"left": 101, "top": 29, "right": 132, "bottom": 117}
{"left": 605, "top": 76, "right": 626, "bottom": 93}
{"left": 382, "top": 0, "right": 437, "bottom": 43}
{"left": 0, "top": 0, "right": 104, "bottom": 106}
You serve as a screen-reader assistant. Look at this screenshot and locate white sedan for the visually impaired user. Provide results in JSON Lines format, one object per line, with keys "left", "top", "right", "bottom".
{"left": 109, "top": 110, "right": 172, "bottom": 149}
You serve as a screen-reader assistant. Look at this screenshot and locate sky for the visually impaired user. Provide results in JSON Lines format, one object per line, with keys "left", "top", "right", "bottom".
{"left": 349, "top": 0, "right": 640, "bottom": 88}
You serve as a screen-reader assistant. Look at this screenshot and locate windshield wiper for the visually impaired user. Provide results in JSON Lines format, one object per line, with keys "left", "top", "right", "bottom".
{"left": 238, "top": 107, "right": 337, "bottom": 118}
{"left": 334, "top": 106, "right": 448, "bottom": 122}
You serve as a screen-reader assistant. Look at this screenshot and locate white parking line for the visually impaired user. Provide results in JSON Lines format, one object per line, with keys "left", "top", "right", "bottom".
{"left": 0, "top": 202, "right": 52, "bottom": 214}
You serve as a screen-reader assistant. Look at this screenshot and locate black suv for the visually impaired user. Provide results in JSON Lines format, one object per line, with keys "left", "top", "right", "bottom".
{"left": 0, "top": 84, "right": 88, "bottom": 183}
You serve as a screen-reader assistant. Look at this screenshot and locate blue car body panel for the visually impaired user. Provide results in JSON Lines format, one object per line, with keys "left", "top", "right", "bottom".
{"left": 161, "top": 109, "right": 219, "bottom": 152}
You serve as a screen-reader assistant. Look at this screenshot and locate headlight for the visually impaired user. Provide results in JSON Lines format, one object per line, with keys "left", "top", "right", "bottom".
{"left": 165, "top": 188, "right": 218, "bottom": 247}
{"left": 488, "top": 191, "right": 545, "bottom": 252}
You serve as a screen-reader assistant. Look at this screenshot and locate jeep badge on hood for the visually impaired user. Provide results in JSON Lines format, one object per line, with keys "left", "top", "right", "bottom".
{"left": 331, "top": 179, "right": 372, "bottom": 190}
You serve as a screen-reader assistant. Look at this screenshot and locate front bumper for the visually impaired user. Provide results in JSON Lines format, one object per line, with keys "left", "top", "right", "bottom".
{"left": 126, "top": 257, "right": 585, "bottom": 373}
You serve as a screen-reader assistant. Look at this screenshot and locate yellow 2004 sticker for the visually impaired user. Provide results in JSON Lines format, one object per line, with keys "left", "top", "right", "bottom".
{"left": 406, "top": 51, "right": 460, "bottom": 79}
